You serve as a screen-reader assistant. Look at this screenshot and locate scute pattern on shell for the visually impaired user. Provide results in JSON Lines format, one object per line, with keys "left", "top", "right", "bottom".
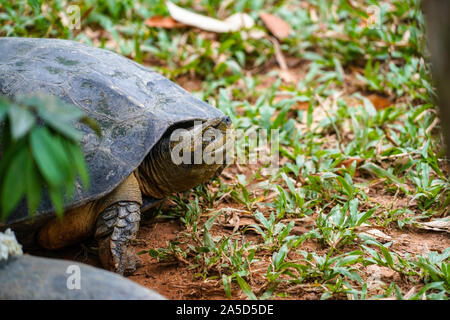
{"left": 0, "top": 37, "right": 223, "bottom": 226}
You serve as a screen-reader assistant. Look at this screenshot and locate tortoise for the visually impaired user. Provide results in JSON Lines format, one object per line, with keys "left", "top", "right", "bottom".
{"left": 0, "top": 229, "right": 165, "bottom": 299}
{"left": 0, "top": 37, "right": 233, "bottom": 275}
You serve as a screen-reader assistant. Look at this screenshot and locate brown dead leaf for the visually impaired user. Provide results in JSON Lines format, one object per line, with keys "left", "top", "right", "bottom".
{"left": 338, "top": 158, "right": 364, "bottom": 177}
{"left": 341, "top": 158, "right": 364, "bottom": 168}
{"left": 367, "top": 94, "right": 392, "bottom": 110}
{"left": 259, "top": 12, "right": 291, "bottom": 40}
{"left": 292, "top": 101, "right": 309, "bottom": 111}
{"left": 145, "top": 16, "right": 185, "bottom": 28}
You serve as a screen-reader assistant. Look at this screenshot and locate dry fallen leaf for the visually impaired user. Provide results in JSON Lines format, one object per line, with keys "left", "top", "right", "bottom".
{"left": 224, "top": 216, "right": 261, "bottom": 231}
{"left": 341, "top": 157, "right": 364, "bottom": 168}
{"left": 337, "top": 158, "right": 364, "bottom": 177}
{"left": 145, "top": 16, "right": 185, "bottom": 28}
{"left": 416, "top": 219, "right": 450, "bottom": 233}
{"left": 403, "top": 286, "right": 419, "bottom": 300}
{"left": 367, "top": 94, "right": 392, "bottom": 110}
{"left": 359, "top": 229, "right": 393, "bottom": 241}
{"left": 292, "top": 101, "right": 309, "bottom": 111}
{"left": 259, "top": 12, "right": 291, "bottom": 40}
{"left": 166, "top": 1, "right": 254, "bottom": 33}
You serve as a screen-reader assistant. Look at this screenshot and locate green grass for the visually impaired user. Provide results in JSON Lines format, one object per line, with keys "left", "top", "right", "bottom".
{"left": 1, "top": 0, "right": 448, "bottom": 300}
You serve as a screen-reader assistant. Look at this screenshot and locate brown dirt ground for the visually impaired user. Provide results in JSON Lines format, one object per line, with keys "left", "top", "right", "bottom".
{"left": 33, "top": 201, "right": 449, "bottom": 300}
{"left": 32, "top": 165, "right": 450, "bottom": 300}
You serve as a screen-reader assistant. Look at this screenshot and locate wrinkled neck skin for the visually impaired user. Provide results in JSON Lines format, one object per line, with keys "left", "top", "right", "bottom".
{"left": 135, "top": 117, "right": 233, "bottom": 199}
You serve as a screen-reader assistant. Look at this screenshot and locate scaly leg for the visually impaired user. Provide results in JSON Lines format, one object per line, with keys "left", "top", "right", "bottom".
{"left": 95, "top": 201, "right": 141, "bottom": 275}
{"left": 93, "top": 173, "right": 143, "bottom": 275}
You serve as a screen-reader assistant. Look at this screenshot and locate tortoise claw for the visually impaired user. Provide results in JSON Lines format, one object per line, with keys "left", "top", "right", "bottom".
{"left": 124, "top": 247, "right": 143, "bottom": 275}
{"left": 95, "top": 201, "right": 141, "bottom": 275}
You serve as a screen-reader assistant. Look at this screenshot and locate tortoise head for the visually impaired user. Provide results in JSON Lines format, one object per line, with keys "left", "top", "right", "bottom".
{"left": 175, "top": 115, "right": 233, "bottom": 164}
{"left": 136, "top": 115, "right": 234, "bottom": 199}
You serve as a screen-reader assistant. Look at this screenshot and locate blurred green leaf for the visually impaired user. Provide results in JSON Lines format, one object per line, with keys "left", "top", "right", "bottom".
{"left": 30, "top": 127, "right": 66, "bottom": 187}
{"left": 1, "top": 147, "right": 27, "bottom": 218}
{"left": 7, "top": 105, "right": 35, "bottom": 139}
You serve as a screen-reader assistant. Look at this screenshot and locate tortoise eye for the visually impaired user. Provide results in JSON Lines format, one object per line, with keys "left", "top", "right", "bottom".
{"left": 222, "top": 116, "right": 232, "bottom": 126}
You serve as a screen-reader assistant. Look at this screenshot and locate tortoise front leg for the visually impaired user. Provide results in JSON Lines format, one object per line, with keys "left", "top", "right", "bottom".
{"left": 94, "top": 173, "right": 143, "bottom": 275}
{"left": 94, "top": 202, "right": 141, "bottom": 275}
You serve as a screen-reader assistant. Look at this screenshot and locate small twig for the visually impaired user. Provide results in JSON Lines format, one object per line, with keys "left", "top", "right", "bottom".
{"left": 382, "top": 126, "right": 399, "bottom": 147}
{"left": 173, "top": 253, "right": 191, "bottom": 266}
{"left": 268, "top": 36, "right": 287, "bottom": 70}
{"left": 368, "top": 178, "right": 387, "bottom": 188}
{"left": 426, "top": 117, "right": 440, "bottom": 135}
{"left": 210, "top": 207, "right": 250, "bottom": 214}
{"left": 377, "top": 151, "right": 419, "bottom": 160}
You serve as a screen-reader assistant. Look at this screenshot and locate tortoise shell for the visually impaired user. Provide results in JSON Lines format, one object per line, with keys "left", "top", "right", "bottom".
{"left": 0, "top": 37, "right": 223, "bottom": 228}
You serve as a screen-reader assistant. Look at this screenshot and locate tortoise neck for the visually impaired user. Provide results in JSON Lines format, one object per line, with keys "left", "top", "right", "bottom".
{"left": 136, "top": 125, "right": 225, "bottom": 199}
{"left": 135, "top": 137, "right": 172, "bottom": 199}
